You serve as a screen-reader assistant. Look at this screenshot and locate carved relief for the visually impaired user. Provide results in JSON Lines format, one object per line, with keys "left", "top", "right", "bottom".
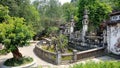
{"left": 112, "top": 25, "right": 120, "bottom": 36}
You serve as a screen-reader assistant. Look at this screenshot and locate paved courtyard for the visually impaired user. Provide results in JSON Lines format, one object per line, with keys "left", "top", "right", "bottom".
{"left": 0, "top": 43, "right": 118, "bottom": 68}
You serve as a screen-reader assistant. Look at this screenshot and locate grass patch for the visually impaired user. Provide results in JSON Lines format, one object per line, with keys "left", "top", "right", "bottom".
{"left": 41, "top": 45, "right": 72, "bottom": 53}
{"left": 41, "top": 45, "right": 55, "bottom": 52}
{"left": 62, "top": 56, "right": 72, "bottom": 61}
{"left": 0, "top": 49, "right": 10, "bottom": 55}
{"left": 71, "top": 61, "right": 120, "bottom": 68}
{"left": 4, "top": 56, "right": 33, "bottom": 66}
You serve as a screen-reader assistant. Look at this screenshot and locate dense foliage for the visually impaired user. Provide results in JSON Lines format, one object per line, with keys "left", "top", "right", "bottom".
{"left": 0, "top": 5, "right": 34, "bottom": 59}
{"left": 52, "top": 34, "right": 68, "bottom": 53}
{"left": 76, "top": 0, "right": 112, "bottom": 30}
{"left": 62, "top": 2, "right": 78, "bottom": 22}
{"left": 4, "top": 56, "right": 33, "bottom": 66}
{"left": 0, "top": 0, "right": 42, "bottom": 33}
{"left": 46, "top": 27, "right": 59, "bottom": 36}
{"left": 0, "top": 0, "right": 119, "bottom": 35}
{"left": 33, "top": 0, "right": 64, "bottom": 32}
{"left": 110, "top": 0, "right": 120, "bottom": 10}
{"left": 0, "top": 49, "right": 10, "bottom": 55}
{"left": 71, "top": 61, "right": 120, "bottom": 68}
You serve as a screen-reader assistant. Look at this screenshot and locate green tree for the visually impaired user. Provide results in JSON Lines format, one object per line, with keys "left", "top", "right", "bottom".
{"left": 33, "top": 0, "right": 65, "bottom": 36}
{"left": 0, "top": 0, "right": 20, "bottom": 16}
{"left": 34, "top": 0, "right": 64, "bottom": 24}
{"left": 0, "top": 5, "right": 34, "bottom": 59}
{"left": 46, "top": 27, "right": 59, "bottom": 36}
{"left": 57, "top": 34, "right": 68, "bottom": 53}
{"left": 0, "top": 0, "right": 42, "bottom": 33}
{"left": 110, "top": 0, "right": 120, "bottom": 10}
{"left": 52, "top": 34, "right": 68, "bottom": 53}
{"left": 62, "top": 3, "right": 78, "bottom": 22}
{"left": 100, "top": 0, "right": 120, "bottom": 10}
{"left": 76, "top": 0, "right": 112, "bottom": 30}
{"left": 0, "top": 5, "right": 9, "bottom": 22}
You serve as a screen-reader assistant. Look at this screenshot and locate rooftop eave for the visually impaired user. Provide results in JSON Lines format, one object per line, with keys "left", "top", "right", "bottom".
{"left": 107, "top": 20, "right": 120, "bottom": 25}
{"left": 110, "top": 11, "right": 120, "bottom": 16}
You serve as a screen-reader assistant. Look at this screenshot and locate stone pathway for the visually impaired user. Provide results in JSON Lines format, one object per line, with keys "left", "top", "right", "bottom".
{"left": 0, "top": 43, "right": 118, "bottom": 68}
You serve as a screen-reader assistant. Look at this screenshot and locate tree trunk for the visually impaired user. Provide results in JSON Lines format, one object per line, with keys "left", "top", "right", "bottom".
{"left": 11, "top": 47, "right": 22, "bottom": 59}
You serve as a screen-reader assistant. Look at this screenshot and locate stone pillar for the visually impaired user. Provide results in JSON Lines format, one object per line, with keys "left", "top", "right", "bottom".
{"left": 70, "top": 15, "right": 75, "bottom": 34}
{"left": 56, "top": 51, "right": 61, "bottom": 65}
{"left": 73, "top": 50, "right": 77, "bottom": 62}
{"left": 103, "top": 30, "right": 106, "bottom": 47}
{"left": 107, "top": 26, "right": 111, "bottom": 53}
{"left": 82, "top": 9, "right": 89, "bottom": 43}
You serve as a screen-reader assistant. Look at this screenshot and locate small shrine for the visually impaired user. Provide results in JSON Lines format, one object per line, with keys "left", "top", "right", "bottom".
{"left": 107, "top": 11, "right": 120, "bottom": 55}
{"left": 59, "top": 15, "right": 75, "bottom": 35}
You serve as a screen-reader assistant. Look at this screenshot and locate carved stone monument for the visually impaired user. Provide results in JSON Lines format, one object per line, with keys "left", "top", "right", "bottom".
{"left": 70, "top": 15, "right": 75, "bottom": 34}
{"left": 82, "top": 9, "right": 89, "bottom": 43}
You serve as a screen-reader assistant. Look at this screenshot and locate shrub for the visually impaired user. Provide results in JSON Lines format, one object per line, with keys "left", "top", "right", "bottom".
{"left": 4, "top": 56, "right": 33, "bottom": 66}
{"left": 71, "top": 61, "right": 120, "bottom": 68}
{"left": 0, "top": 49, "right": 10, "bottom": 55}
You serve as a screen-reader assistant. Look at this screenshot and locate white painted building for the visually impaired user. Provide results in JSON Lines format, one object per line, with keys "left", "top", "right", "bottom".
{"left": 107, "top": 11, "right": 120, "bottom": 55}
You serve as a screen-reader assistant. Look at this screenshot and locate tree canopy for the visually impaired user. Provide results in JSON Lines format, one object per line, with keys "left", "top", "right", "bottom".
{"left": 0, "top": 0, "right": 42, "bottom": 33}
{"left": 33, "top": 0, "right": 65, "bottom": 36}
{"left": 75, "top": 0, "right": 112, "bottom": 31}
{"left": 0, "top": 5, "right": 34, "bottom": 59}
{"left": 62, "top": 2, "right": 78, "bottom": 22}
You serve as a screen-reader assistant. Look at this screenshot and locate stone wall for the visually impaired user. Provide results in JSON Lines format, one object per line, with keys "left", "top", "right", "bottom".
{"left": 77, "top": 47, "right": 105, "bottom": 61}
{"left": 34, "top": 45, "right": 105, "bottom": 65}
{"left": 107, "top": 23, "right": 120, "bottom": 55}
{"left": 34, "top": 45, "right": 56, "bottom": 64}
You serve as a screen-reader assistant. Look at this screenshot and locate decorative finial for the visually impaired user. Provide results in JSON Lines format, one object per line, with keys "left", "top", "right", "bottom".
{"left": 70, "top": 15, "right": 74, "bottom": 22}
{"left": 83, "top": 9, "right": 89, "bottom": 19}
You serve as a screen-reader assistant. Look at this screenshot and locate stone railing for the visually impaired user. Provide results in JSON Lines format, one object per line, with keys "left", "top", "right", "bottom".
{"left": 76, "top": 47, "right": 105, "bottom": 61}
{"left": 34, "top": 45, "right": 56, "bottom": 64}
{"left": 34, "top": 44, "right": 105, "bottom": 65}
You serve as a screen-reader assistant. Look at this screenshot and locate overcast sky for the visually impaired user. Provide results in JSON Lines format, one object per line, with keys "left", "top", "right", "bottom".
{"left": 31, "top": 0, "right": 71, "bottom": 5}
{"left": 59, "top": 0, "right": 71, "bottom": 4}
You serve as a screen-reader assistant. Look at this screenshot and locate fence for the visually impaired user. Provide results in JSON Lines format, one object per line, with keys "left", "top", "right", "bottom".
{"left": 34, "top": 45, "right": 105, "bottom": 65}
{"left": 34, "top": 45, "right": 56, "bottom": 64}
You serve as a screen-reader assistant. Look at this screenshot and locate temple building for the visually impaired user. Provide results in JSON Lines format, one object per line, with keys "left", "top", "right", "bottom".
{"left": 107, "top": 11, "right": 120, "bottom": 55}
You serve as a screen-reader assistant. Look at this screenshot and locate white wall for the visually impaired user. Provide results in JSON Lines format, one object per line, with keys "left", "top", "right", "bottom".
{"left": 107, "top": 23, "right": 120, "bottom": 55}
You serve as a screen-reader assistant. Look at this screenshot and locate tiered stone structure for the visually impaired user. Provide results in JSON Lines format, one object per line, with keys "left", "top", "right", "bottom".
{"left": 82, "top": 9, "right": 89, "bottom": 43}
